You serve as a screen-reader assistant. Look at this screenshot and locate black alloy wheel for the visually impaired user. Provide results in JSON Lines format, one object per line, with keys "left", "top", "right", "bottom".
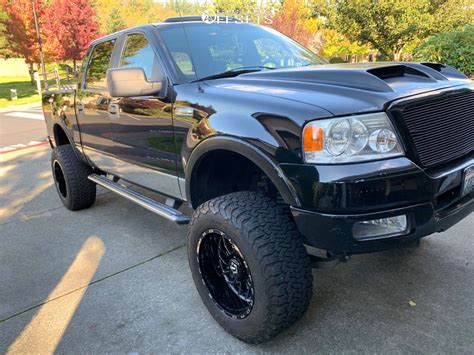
{"left": 52, "top": 160, "right": 68, "bottom": 199}
{"left": 197, "top": 229, "right": 254, "bottom": 319}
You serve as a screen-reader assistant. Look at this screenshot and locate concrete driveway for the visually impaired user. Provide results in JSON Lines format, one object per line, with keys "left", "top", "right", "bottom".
{"left": 0, "top": 145, "right": 473, "bottom": 353}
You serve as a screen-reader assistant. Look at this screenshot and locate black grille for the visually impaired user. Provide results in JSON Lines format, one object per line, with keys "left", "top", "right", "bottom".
{"left": 401, "top": 90, "right": 474, "bottom": 168}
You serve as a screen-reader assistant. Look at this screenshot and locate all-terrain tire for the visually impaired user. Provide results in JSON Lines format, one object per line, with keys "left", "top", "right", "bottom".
{"left": 51, "top": 145, "right": 96, "bottom": 210}
{"left": 188, "top": 191, "right": 313, "bottom": 343}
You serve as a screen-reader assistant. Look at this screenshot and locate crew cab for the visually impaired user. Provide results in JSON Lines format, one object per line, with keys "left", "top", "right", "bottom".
{"left": 42, "top": 16, "right": 473, "bottom": 343}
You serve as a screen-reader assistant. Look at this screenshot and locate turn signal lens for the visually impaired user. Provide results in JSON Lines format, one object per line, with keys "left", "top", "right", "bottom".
{"left": 303, "top": 125, "right": 323, "bottom": 152}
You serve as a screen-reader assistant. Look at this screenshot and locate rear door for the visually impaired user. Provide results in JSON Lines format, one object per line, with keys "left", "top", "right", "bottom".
{"left": 110, "top": 31, "right": 181, "bottom": 199}
{"left": 76, "top": 38, "right": 120, "bottom": 172}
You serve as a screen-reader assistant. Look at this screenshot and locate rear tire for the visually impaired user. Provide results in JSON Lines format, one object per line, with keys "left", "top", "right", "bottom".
{"left": 51, "top": 145, "right": 96, "bottom": 210}
{"left": 188, "top": 191, "right": 313, "bottom": 343}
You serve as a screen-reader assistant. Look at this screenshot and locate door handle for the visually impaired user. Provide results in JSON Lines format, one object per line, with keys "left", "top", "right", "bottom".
{"left": 108, "top": 103, "right": 120, "bottom": 119}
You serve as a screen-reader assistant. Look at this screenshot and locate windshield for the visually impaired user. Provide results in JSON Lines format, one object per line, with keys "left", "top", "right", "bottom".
{"left": 158, "top": 23, "right": 325, "bottom": 83}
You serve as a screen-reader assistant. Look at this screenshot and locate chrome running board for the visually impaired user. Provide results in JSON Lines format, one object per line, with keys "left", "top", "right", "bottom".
{"left": 88, "top": 174, "right": 190, "bottom": 225}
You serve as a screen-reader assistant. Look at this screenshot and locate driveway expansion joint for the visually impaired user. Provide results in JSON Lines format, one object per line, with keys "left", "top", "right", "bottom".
{"left": 0, "top": 243, "right": 186, "bottom": 324}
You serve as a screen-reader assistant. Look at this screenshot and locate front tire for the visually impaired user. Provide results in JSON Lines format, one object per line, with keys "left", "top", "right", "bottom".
{"left": 188, "top": 191, "right": 313, "bottom": 343}
{"left": 51, "top": 145, "right": 96, "bottom": 210}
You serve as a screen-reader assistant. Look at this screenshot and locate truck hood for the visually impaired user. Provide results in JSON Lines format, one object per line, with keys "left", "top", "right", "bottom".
{"left": 206, "top": 62, "right": 471, "bottom": 116}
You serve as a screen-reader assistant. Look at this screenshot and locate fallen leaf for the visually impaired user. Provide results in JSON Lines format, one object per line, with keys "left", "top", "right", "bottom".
{"left": 408, "top": 300, "right": 416, "bottom": 307}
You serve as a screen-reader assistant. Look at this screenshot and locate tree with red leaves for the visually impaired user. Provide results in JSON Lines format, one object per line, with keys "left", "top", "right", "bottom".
{"left": 270, "top": 0, "right": 314, "bottom": 47}
{"left": 43, "top": 0, "right": 101, "bottom": 72}
{"left": 1, "top": 0, "right": 46, "bottom": 84}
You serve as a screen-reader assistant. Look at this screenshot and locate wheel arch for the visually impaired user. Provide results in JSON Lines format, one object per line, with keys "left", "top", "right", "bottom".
{"left": 53, "top": 123, "right": 71, "bottom": 147}
{"left": 52, "top": 123, "right": 89, "bottom": 164}
{"left": 185, "top": 136, "right": 300, "bottom": 209}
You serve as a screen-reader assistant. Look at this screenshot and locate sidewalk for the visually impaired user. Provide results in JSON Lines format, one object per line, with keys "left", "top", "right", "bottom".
{"left": 0, "top": 101, "right": 46, "bottom": 152}
{"left": 0, "top": 101, "right": 42, "bottom": 113}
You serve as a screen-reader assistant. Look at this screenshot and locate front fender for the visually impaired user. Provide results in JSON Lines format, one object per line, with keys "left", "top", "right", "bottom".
{"left": 185, "top": 136, "right": 301, "bottom": 207}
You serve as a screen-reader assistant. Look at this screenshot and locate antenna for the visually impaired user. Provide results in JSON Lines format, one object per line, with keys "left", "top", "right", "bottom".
{"left": 174, "top": 1, "right": 203, "bottom": 91}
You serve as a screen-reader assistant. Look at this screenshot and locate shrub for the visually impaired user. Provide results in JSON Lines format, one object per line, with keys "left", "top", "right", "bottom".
{"left": 329, "top": 56, "right": 346, "bottom": 64}
{"left": 413, "top": 26, "right": 474, "bottom": 77}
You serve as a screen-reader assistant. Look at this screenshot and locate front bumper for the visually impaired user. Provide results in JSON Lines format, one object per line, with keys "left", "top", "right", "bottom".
{"left": 292, "top": 195, "right": 472, "bottom": 254}
{"left": 282, "top": 155, "right": 473, "bottom": 254}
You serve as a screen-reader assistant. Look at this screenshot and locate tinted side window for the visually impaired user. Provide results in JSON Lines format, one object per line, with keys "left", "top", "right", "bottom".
{"left": 85, "top": 40, "right": 116, "bottom": 89}
{"left": 120, "top": 34, "right": 156, "bottom": 79}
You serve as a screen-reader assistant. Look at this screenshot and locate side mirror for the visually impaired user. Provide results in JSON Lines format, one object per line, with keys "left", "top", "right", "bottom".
{"left": 106, "top": 67, "right": 164, "bottom": 97}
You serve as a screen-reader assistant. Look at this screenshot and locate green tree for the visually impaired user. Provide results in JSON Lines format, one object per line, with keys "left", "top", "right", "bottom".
{"left": 106, "top": 9, "right": 126, "bottom": 34}
{"left": 318, "top": 29, "right": 371, "bottom": 59}
{"left": 0, "top": 6, "right": 13, "bottom": 57}
{"left": 214, "top": 0, "right": 258, "bottom": 13}
{"left": 311, "top": 0, "right": 474, "bottom": 60}
{"left": 164, "top": 0, "right": 208, "bottom": 15}
{"left": 413, "top": 26, "right": 474, "bottom": 77}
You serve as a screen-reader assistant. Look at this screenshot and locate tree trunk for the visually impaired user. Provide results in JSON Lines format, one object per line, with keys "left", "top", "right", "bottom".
{"left": 73, "top": 59, "right": 77, "bottom": 74}
{"left": 393, "top": 48, "right": 403, "bottom": 61}
{"left": 28, "top": 62, "right": 35, "bottom": 86}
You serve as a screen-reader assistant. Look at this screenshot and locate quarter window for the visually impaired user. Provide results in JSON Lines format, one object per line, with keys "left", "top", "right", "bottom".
{"left": 120, "top": 34, "right": 157, "bottom": 80}
{"left": 171, "top": 52, "right": 195, "bottom": 76}
{"left": 85, "top": 40, "right": 116, "bottom": 90}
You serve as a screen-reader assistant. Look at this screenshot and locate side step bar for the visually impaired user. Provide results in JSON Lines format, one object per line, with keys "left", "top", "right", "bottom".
{"left": 88, "top": 174, "right": 190, "bottom": 225}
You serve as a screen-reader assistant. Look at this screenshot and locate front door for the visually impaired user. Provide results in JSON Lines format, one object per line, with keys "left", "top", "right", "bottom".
{"left": 111, "top": 32, "right": 181, "bottom": 199}
{"left": 76, "top": 38, "right": 119, "bottom": 172}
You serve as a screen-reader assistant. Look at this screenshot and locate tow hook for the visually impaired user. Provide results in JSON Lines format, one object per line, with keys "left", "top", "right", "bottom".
{"left": 309, "top": 253, "right": 350, "bottom": 269}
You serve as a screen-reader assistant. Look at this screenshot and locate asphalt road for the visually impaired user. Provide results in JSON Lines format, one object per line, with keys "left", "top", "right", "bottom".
{"left": 0, "top": 118, "right": 473, "bottom": 352}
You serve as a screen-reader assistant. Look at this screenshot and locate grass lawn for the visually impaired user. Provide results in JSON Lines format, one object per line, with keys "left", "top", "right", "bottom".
{"left": 0, "top": 76, "right": 40, "bottom": 109}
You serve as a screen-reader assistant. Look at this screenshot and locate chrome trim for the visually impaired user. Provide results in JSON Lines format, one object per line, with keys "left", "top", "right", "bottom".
{"left": 178, "top": 177, "right": 186, "bottom": 201}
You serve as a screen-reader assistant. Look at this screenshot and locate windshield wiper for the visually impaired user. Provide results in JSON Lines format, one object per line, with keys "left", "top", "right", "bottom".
{"left": 191, "top": 66, "right": 275, "bottom": 83}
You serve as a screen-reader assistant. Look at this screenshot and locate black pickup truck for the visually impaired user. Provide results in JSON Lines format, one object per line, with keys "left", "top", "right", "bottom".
{"left": 42, "top": 16, "right": 473, "bottom": 343}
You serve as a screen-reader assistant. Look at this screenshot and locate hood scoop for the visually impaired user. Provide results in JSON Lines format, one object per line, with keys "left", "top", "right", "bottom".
{"left": 367, "top": 65, "right": 429, "bottom": 79}
{"left": 242, "top": 65, "right": 395, "bottom": 93}
{"left": 419, "top": 62, "right": 468, "bottom": 79}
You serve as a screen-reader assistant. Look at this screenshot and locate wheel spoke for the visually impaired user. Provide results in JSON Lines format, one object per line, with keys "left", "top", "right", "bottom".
{"left": 237, "top": 281, "right": 242, "bottom": 297}
{"left": 218, "top": 238, "right": 232, "bottom": 257}
{"left": 223, "top": 239, "right": 234, "bottom": 255}
{"left": 218, "top": 253, "right": 229, "bottom": 265}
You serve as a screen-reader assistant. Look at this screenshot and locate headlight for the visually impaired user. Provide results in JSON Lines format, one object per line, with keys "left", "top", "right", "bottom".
{"left": 303, "top": 112, "right": 404, "bottom": 164}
